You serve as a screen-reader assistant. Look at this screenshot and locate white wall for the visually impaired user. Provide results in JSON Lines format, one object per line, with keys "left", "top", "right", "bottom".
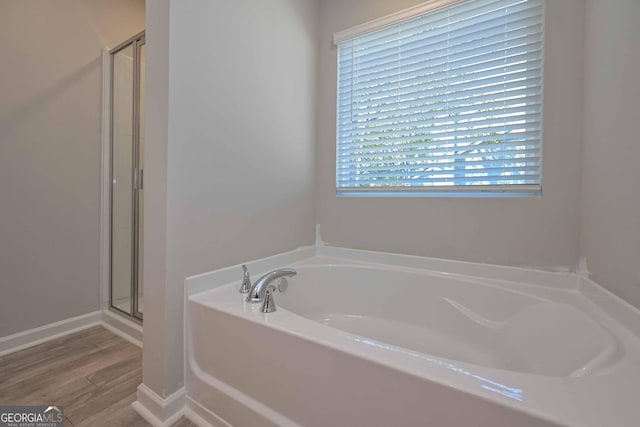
{"left": 0, "top": 0, "right": 145, "bottom": 338}
{"left": 143, "top": 0, "right": 317, "bottom": 397}
{"left": 316, "top": 0, "right": 584, "bottom": 271}
{"left": 581, "top": 0, "right": 640, "bottom": 308}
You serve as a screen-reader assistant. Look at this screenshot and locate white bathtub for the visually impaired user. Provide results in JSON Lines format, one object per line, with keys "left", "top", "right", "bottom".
{"left": 185, "top": 246, "right": 640, "bottom": 427}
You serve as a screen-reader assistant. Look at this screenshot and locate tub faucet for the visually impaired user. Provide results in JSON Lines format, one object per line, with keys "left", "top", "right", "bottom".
{"left": 246, "top": 268, "right": 296, "bottom": 303}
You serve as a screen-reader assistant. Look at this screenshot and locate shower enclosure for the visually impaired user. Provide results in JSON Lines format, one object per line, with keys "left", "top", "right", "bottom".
{"left": 109, "top": 31, "right": 145, "bottom": 321}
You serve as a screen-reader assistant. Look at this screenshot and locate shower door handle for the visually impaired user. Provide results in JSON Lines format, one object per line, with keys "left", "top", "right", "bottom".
{"left": 133, "top": 168, "right": 144, "bottom": 190}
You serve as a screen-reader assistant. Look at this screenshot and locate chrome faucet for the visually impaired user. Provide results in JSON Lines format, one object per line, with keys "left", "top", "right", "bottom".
{"left": 246, "top": 268, "right": 297, "bottom": 303}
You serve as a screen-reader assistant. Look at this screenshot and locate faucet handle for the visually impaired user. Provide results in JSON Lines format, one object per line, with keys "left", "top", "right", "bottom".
{"left": 261, "top": 285, "right": 277, "bottom": 313}
{"left": 239, "top": 264, "right": 251, "bottom": 294}
{"left": 277, "top": 278, "right": 288, "bottom": 293}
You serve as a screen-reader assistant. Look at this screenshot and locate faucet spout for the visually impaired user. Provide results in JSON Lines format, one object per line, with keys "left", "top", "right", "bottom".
{"left": 246, "top": 268, "right": 296, "bottom": 303}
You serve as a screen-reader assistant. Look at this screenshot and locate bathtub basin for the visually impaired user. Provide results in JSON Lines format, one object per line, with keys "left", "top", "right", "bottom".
{"left": 277, "top": 265, "right": 615, "bottom": 378}
{"left": 185, "top": 246, "right": 640, "bottom": 427}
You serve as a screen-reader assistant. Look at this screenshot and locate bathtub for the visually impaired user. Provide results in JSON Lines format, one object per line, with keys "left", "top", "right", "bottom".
{"left": 184, "top": 246, "right": 640, "bottom": 427}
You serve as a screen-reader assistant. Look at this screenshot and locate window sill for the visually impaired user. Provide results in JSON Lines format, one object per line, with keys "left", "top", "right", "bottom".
{"left": 336, "top": 190, "right": 542, "bottom": 199}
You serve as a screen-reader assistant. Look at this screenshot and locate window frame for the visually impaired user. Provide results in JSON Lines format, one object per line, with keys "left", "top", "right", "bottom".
{"left": 334, "top": 0, "right": 545, "bottom": 198}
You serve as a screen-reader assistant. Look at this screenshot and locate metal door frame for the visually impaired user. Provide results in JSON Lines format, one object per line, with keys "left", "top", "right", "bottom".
{"left": 109, "top": 31, "right": 145, "bottom": 322}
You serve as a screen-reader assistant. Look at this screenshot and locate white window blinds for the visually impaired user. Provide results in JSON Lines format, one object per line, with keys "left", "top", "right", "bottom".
{"left": 336, "top": 0, "right": 544, "bottom": 195}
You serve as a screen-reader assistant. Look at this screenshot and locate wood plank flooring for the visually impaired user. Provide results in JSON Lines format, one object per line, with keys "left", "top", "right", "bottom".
{"left": 0, "top": 326, "right": 196, "bottom": 427}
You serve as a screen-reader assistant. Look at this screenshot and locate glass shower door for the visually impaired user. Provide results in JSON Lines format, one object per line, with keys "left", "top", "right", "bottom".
{"left": 110, "top": 32, "right": 145, "bottom": 321}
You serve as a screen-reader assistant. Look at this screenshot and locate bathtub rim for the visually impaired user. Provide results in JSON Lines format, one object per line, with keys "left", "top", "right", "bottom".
{"left": 188, "top": 268, "right": 634, "bottom": 382}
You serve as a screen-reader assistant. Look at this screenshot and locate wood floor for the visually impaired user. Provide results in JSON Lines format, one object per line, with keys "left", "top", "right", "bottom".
{"left": 0, "top": 326, "right": 195, "bottom": 427}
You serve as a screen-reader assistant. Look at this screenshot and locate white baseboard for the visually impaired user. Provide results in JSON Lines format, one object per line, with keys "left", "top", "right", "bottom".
{"left": 132, "top": 384, "right": 186, "bottom": 427}
{"left": 101, "top": 309, "right": 143, "bottom": 347}
{"left": 0, "top": 311, "right": 102, "bottom": 357}
{"left": 0, "top": 309, "right": 143, "bottom": 357}
{"left": 184, "top": 397, "right": 232, "bottom": 427}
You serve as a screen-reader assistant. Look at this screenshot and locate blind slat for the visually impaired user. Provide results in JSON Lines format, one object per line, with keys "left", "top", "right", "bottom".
{"left": 338, "top": 129, "right": 540, "bottom": 151}
{"left": 338, "top": 144, "right": 541, "bottom": 165}
{"left": 337, "top": 172, "right": 541, "bottom": 187}
{"left": 338, "top": 147, "right": 541, "bottom": 168}
{"left": 339, "top": 121, "right": 541, "bottom": 145}
{"left": 338, "top": 162, "right": 542, "bottom": 179}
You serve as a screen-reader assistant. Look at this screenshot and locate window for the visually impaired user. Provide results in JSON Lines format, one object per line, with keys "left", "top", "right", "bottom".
{"left": 335, "top": 0, "right": 544, "bottom": 196}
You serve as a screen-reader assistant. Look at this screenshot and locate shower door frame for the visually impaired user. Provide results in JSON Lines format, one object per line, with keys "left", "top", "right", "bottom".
{"left": 108, "top": 31, "right": 145, "bottom": 322}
